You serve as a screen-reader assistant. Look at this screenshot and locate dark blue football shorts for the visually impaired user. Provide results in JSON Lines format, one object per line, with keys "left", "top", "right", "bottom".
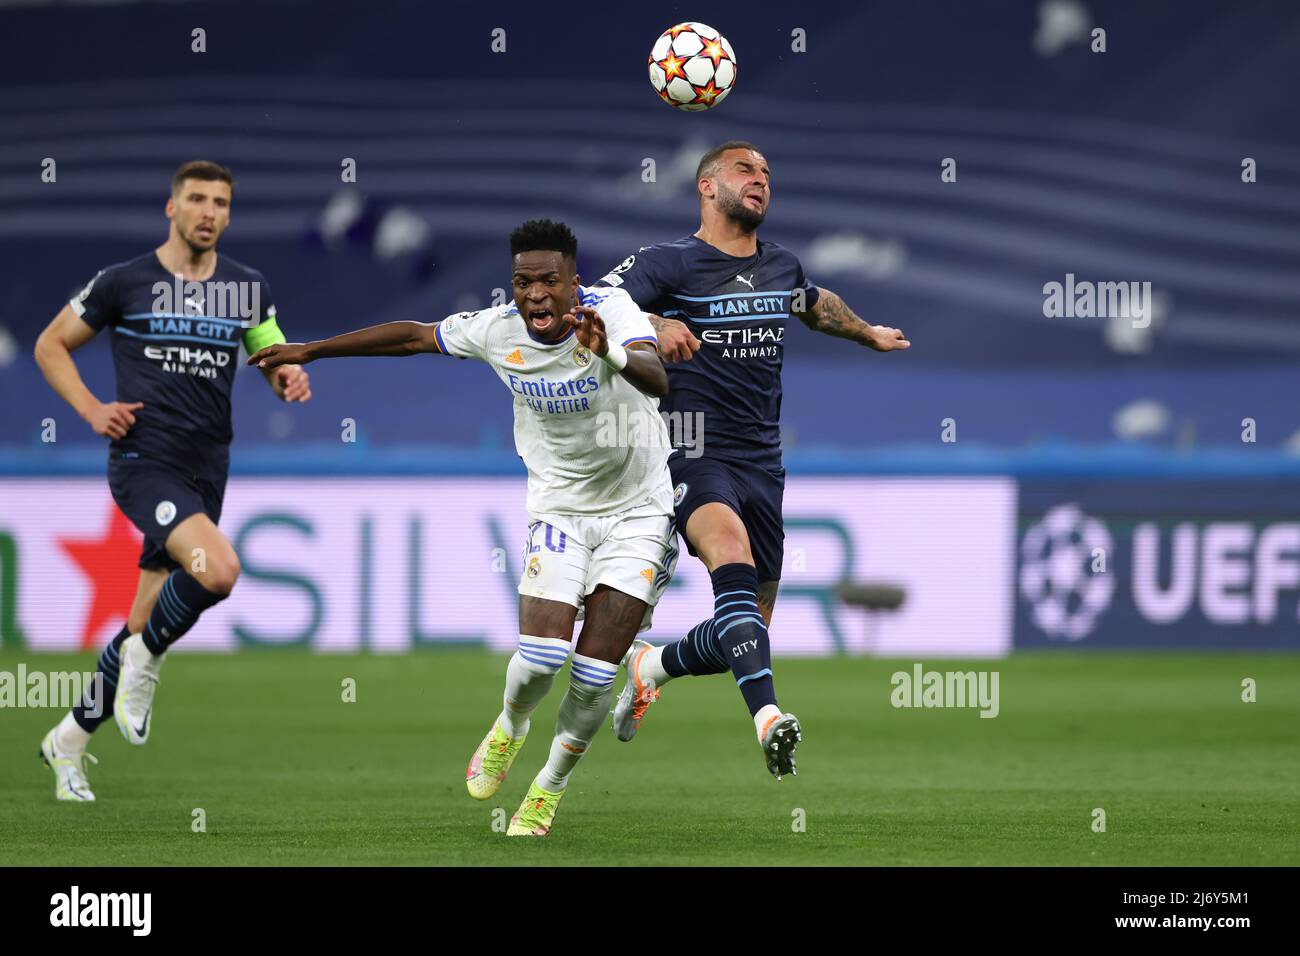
{"left": 106, "top": 455, "right": 227, "bottom": 570}
{"left": 667, "top": 452, "right": 786, "bottom": 582}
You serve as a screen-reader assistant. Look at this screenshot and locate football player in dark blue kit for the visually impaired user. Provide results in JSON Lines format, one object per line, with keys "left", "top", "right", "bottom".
{"left": 602, "top": 142, "right": 909, "bottom": 779}
{"left": 33, "top": 161, "right": 312, "bottom": 801}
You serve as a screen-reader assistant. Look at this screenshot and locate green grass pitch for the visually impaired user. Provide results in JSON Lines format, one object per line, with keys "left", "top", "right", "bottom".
{"left": 2, "top": 651, "right": 1297, "bottom": 866}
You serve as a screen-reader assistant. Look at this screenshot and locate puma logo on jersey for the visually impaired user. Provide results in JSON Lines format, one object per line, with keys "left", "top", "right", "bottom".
{"left": 735, "top": 274, "right": 755, "bottom": 290}
{"left": 505, "top": 349, "right": 525, "bottom": 366}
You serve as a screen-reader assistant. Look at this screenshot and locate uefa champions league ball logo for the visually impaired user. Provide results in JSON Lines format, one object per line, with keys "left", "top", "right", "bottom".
{"left": 1019, "top": 503, "right": 1115, "bottom": 640}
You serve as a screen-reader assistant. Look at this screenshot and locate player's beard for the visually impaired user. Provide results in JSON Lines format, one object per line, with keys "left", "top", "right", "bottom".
{"left": 716, "top": 183, "right": 766, "bottom": 231}
{"left": 181, "top": 220, "right": 220, "bottom": 254}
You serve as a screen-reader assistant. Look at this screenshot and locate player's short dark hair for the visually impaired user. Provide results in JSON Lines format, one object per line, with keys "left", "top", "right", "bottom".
{"left": 171, "top": 160, "right": 234, "bottom": 196}
{"left": 509, "top": 219, "right": 578, "bottom": 262}
{"left": 696, "top": 141, "right": 765, "bottom": 182}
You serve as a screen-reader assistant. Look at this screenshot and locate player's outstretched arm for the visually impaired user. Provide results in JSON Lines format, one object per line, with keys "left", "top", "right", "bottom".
{"left": 795, "top": 287, "right": 910, "bottom": 352}
{"left": 248, "top": 321, "right": 441, "bottom": 369}
{"left": 34, "top": 304, "right": 143, "bottom": 439}
{"left": 564, "top": 305, "right": 669, "bottom": 397}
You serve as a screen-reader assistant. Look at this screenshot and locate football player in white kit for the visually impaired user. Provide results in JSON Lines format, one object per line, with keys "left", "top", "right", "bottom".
{"left": 248, "top": 220, "right": 677, "bottom": 836}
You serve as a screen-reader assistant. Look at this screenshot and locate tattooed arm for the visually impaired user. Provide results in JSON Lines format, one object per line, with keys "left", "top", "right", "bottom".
{"left": 645, "top": 313, "right": 701, "bottom": 363}
{"left": 795, "top": 287, "right": 910, "bottom": 352}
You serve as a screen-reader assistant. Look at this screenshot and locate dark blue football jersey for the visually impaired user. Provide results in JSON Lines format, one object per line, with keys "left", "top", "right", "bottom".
{"left": 70, "top": 251, "right": 277, "bottom": 478}
{"left": 594, "top": 235, "right": 819, "bottom": 467}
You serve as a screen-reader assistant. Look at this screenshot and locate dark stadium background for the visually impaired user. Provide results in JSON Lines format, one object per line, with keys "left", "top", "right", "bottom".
{"left": 2, "top": 0, "right": 1299, "bottom": 653}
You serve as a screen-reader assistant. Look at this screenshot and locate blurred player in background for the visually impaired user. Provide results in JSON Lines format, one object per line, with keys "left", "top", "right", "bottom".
{"left": 598, "top": 142, "right": 910, "bottom": 779}
{"left": 249, "top": 220, "right": 676, "bottom": 837}
{"left": 33, "top": 161, "right": 311, "bottom": 801}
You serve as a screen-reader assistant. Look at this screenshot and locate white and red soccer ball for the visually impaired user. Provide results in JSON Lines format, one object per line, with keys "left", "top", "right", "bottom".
{"left": 648, "top": 22, "right": 736, "bottom": 111}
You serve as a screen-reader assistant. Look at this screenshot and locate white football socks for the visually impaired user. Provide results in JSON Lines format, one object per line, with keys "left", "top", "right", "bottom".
{"left": 125, "top": 632, "right": 163, "bottom": 668}
{"left": 637, "top": 644, "right": 675, "bottom": 687}
{"left": 754, "top": 703, "right": 783, "bottom": 741}
{"left": 536, "top": 653, "right": 619, "bottom": 792}
{"left": 54, "top": 711, "right": 91, "bottom": 753}
{"left": 498, "top": 635, "right": 569, "bottom": 738}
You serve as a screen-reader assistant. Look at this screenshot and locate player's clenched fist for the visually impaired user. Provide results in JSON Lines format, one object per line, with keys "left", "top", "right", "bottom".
{"left": 647, "top": 314, "right": 701, "bottom": 363}
{"left": 85, "top": 400, "right": 143, "bottom": 440}
{"left": 562, "top": 305, "right": 608, "bottom": 356}
{"left": 248, "top": 342, "right": 312, "bottom": 369}
{"left": 867, "top": 325, "right": 910, "bottom": 352}
{"left": 272, "top": 364, "right": 312, "bottom": 403}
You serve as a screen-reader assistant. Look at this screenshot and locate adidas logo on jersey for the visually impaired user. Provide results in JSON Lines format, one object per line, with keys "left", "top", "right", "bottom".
{"left": 505, "top": 349, "right": 525, "bottom": 366}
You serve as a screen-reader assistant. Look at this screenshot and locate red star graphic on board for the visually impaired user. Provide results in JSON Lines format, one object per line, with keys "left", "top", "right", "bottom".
{"left": 57, "top": 505, "right": 142, "bottom": 650}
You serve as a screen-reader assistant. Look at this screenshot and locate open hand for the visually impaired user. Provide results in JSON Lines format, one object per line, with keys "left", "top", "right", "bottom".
{"left": 561, "top": 305, "right": 608, "bottom": 356}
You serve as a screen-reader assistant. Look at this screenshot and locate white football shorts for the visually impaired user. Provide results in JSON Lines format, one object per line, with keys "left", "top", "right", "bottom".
{"left": 517, "top": 500, "right": 679, "bottom": 632}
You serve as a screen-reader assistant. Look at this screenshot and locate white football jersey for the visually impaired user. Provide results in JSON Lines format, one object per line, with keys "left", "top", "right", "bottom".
{"left": 435, "top": 286, "right": 674, "bottom": 517}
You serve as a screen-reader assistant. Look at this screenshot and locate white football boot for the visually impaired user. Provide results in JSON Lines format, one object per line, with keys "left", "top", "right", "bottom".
{"left": 611, "top": 639, "right": 660, "bottom": 742}
{"left": 759, "top": 712, "right": 802, "bottom": 781}
{"left": 113, "top": 633, "right": 164, "bottom": 746}
{"left": 39, "top": 729, "right": 98, "bottom": 802}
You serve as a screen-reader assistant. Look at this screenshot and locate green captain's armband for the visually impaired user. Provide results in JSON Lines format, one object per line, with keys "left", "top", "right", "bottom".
{"left": 243, "top": 312, "right": 287, "bottom": 354}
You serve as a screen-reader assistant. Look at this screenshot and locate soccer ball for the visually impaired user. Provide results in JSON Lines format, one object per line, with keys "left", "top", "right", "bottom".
{"left": 648, "top": 22, "right": 736, "bottom": 111}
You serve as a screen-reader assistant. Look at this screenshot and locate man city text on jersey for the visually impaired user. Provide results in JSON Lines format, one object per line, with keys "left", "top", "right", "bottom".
{"left": 595, "top": 235, "right": 819, "bottom": 467}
